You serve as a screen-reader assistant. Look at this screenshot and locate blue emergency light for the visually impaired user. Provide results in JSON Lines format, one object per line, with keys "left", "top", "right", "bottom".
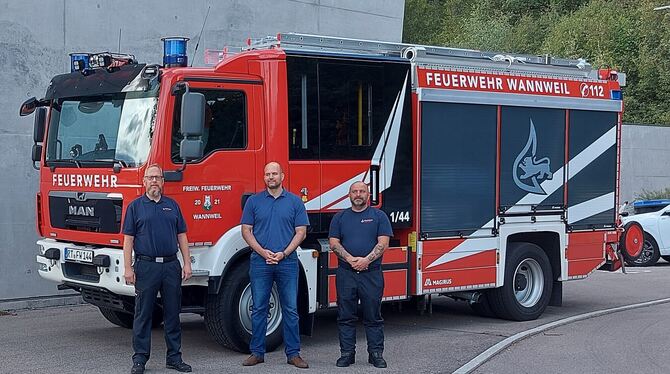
{"left": 610, "top": 90, "right": 623, "bottom": 100}
{"left": 162, "top": 37, "right": 189, "bottom": 67}
{"left": 70, "top": 53, "right": 90, "bottom": 72}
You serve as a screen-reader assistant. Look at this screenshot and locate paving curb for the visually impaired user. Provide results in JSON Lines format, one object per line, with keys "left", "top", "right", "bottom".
{"left": 453, "top": 297, "right": 670, "bottom": 374}
{"left": 0, "top": 294, "right": 84, "bottom": 312}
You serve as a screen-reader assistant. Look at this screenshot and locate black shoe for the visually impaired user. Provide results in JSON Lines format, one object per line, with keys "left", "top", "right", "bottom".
{"left": 166, "top": 361, "right": 192, "bottom": 372}
{"left": 336, "top": 353, "right": 356, "bottom": 367}
{"left": 368, "top": 352, "right": 387, "bottom": 368}
{"left": 131, "top": 363, "right": 145, "bottom": 374}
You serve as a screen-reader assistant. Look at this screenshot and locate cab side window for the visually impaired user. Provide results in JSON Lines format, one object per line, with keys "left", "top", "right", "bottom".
{"left": 172, "top": 89, "right": 247, "bottom": 163}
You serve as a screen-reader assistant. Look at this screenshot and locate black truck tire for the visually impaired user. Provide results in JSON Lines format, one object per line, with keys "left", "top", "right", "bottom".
{"left": 469, "top": 291, "right": 498, "bottom": 318}
{"left": 489, "top": 242, "right": 553, "bottom": 321}
{"left": 98, "top": 306, "right": 163, "bottom": 329}
{"left": 99, "top": 307, "right": 134, "bottom": 328}
{"left": 204, "top": 260, "right": 283, "bottom": 353}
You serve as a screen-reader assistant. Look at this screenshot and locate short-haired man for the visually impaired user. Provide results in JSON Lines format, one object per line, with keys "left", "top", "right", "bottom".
{"left": 123, "top": 164, "right": 193, "bottom": 374}
{"left": 329, "top": 181, "right": 392, "bottom": 368}
{"left": 240, "top": 162, "right": 310, "bottom": 368}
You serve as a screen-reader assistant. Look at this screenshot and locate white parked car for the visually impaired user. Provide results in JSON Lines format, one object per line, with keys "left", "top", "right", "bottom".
{"left": 620, "top": 200, "right": 670, "bottom": 266}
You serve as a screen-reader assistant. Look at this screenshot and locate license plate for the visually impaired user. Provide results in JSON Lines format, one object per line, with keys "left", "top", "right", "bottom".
{"left": 65, "top": 248, "right": 93, "bottom": 263}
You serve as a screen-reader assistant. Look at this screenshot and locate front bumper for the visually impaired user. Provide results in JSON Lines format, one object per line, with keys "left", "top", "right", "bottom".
{"left": 36, "top": 239, "right": 209, "bottom": 297}
{"left": 37, "top": 239, "right": 136, "bottom": 297}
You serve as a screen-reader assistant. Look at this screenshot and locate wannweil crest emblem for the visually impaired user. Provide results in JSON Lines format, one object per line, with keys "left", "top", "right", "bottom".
{"left": 513, "top": 119, "right": 553, "bottom": 195}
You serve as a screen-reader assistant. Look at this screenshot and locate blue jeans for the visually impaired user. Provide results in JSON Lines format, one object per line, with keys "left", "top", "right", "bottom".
{"left": 249, "top": 252, "right": 300, "bottom": 359}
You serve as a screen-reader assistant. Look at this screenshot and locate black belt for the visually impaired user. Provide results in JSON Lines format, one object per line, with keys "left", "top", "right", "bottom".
{"left": 339, "top": 266, "right": 380, "bottom": 274}
{"left": 136, "top": 254, "right": 178, "bottom": 263}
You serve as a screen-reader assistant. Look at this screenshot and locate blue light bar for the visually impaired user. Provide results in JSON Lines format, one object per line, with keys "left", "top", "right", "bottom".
{"left": 161, "top": 37, "right": 189, "bottom": 67}
{"left": 633, "top": 199, "right": 670, "bottom": 208}
{"left": 610, "top": 90, "right": 623, "bottom": 100}
{"left": 70, "top": 53, "right": 90, "bottom": 72}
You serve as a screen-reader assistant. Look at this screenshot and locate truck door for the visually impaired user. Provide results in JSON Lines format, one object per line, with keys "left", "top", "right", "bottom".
{"left": 286, "top": 56, "right": 412, "bottom": 232}
{"left": 165, "top": 80, "right": 262, "bottom": 244}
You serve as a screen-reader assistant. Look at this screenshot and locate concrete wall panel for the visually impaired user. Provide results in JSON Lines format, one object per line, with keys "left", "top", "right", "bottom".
{"left": 0, "top": 0, "right": 405, "bottom": 301}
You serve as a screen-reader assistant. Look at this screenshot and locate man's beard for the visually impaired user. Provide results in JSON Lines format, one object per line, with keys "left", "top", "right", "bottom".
{"left": 147, "top": 186, "right": 162, "bottom": 198}
{"left": 351, "top": 198, "right": 366, "bottom": 209}
{"left": 266, "top": 181, "right": 281, "bottom": 190}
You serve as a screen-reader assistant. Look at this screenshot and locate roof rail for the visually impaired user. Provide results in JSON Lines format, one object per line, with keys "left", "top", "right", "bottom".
{"left": 247, "top": 32, "right": 591, "bottom": 71}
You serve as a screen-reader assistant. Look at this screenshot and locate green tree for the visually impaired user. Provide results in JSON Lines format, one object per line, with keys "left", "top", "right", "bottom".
{"left": 402, "top": 0, "right": 670, "bottom": 125}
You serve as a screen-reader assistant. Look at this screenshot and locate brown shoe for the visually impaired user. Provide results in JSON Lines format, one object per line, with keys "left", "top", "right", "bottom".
{"left": 242, "top": 354, "right": 264, "bottom": 366}
{"left": 287, "top": 355, "right": 309, "bottom": 369}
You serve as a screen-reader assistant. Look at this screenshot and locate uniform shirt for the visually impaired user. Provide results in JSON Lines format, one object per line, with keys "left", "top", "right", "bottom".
{"left": 329, "top": 206, "right": 393, "bottom": 270}
{"left": 122, "top": 194, "right": 187, "bottom": 257}
{"left": 240, "top": 189, "right": 310, "bottom": 256}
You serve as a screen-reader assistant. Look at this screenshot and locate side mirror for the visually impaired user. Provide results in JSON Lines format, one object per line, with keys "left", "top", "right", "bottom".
{"left": 180, "top": 139, "right": 204, "bottom": 161}
{"left": 32, "top": 144, "right": 42, "bottom": 163}
{"left": 20, "top": 97, "right": 38, "bottom": 116}
{"left": 178, "top": 91, "right": 205, "bottom": 161}
{"left": 34, "top": 107, "right": 47, "bottom": 143}
{"left": 180, "top": 92, "right": 205, "bottom": 137}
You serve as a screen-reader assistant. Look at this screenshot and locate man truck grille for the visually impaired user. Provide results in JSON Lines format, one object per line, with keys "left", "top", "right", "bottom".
{"left": 48, "top": 192, "right": 122, "bottom": 233}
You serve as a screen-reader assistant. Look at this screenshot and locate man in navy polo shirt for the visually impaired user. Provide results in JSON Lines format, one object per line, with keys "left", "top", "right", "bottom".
{"left": 240, "top": 162, "right": 310, "bottom": 369}
{"left": 123, "top": 164, "right": 193, "bottom": 374}
{"left": 329, "top": 181, "right": 393, "bottom": 368}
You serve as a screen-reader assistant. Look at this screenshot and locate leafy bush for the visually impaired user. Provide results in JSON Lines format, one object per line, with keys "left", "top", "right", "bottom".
{"left": 635, "top": 187, "right": 670, "bottom": 200}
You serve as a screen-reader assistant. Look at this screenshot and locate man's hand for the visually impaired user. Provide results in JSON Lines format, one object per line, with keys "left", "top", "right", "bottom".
{"left": 182, "top": 262, "right": 192, "bottom": 281}
{"left": 124, "top": 267, "right": 136, "bottom": 285}
{"left": 270, "top": 251, "right": 286, "bottom": 263}
{"left": 351, "top": 256, "right": 371, "bottom": 271}
{"left": 262, "top": 249, "right": 278, "bottom": 264}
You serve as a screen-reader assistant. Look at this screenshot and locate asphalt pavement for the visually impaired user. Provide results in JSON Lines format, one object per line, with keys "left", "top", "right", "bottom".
{"left": 2, "top": 262, "right": 670, "bottom": 374}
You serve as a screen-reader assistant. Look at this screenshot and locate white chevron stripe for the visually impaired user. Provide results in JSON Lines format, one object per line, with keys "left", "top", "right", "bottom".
{"left": 567, "top": 192, "right": 615, "bottom": 224}
{"left": 426, "top": 125, "right": 617, "bottom": 269}
{"left": 373, "top": 72, "right": 409, "bottom": 190}
{"left": 304, "top": 172, "right": 366, "bottom": 211}
{"left": 303, "top": 75, "right": 408, "bottom": 211}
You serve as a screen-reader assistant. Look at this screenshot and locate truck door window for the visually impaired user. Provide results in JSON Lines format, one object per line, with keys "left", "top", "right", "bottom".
{"left": 287, "top": 57, "right": 319, "bottom": 160}
{"left": 172, "top": 89, "right": 247, "bottom": 163}
{"left": 318, "top": 62, "right": 385, "bottom": 160}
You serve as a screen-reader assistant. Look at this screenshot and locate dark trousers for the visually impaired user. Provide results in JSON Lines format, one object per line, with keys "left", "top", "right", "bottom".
{"left": 336, "top": 266, "right": 385, "bottom": 355}
{"left": 132, "top": 258, "right": 182, "bottom": 365}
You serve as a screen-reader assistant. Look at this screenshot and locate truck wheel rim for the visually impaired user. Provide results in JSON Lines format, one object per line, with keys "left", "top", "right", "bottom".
{"left": 625, "top": 225, "right": 644, "bottom": 258}
{"left": 633, "top": 240, "right": 654, "bottom": 264}
{"left": 239, "top": 284, "right": 282, "bottom": 336}
{"left": 513, "top": 258, "right": 544, "bottom": 308}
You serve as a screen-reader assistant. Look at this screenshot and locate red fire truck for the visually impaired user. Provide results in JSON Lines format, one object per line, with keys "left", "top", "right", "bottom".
{"left": 21, "top": 33, "right": 635, "bottom": 352}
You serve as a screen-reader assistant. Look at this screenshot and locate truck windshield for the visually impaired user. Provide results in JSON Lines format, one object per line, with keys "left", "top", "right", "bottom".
{"left": 45, "top": 91, "right": 158, "bottom": 168}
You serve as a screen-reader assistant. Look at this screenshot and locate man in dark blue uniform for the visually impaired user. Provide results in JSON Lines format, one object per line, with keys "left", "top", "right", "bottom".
{"left": 240, "top": 161, "right": 310, "bottom": 369}
{"left": 123, "top": 164, "right": 193, "bottom": 374}
{"left": 329, "top": 181, "right": 393, "bottom": 368}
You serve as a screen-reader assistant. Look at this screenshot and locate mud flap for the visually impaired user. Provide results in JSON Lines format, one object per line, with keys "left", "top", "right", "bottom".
{"left": 299, "top": 311, "right": 315, "bottom": 336}
{"left": 599, "top": 243, "right": 625, "bottom": 273}
{"left": 549, "top": 280, "right": 562, "bottom": 307}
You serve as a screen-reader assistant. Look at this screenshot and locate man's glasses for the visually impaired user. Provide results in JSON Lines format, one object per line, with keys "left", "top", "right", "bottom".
{"left": 144, "top": 175, "right": 164, "bottom": 181}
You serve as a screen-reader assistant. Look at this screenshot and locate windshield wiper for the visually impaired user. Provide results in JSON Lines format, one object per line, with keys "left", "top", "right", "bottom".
{"left": 94, "top": 159, "right": 129, "bottom": 167}
{"left": 47, "top": 159, "right": 82, "bottom": 169}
